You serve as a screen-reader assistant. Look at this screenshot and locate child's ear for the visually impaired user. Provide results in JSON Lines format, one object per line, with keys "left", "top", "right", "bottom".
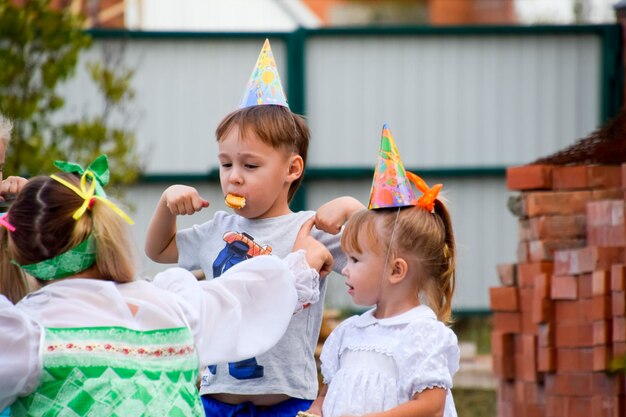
{"left": 388, "top": 258, "right": 408, "bottom": 284}
{"left": 287, "top": 154, "right": 304, "bottom": 182}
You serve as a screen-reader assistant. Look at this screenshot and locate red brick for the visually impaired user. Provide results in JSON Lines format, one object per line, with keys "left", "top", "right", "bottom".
{"left": 588, "top": 165, "right": 623, "bottom": 189}
{"left": 490, "top": 287, "right": 520, "bottom": 311}
{"left": 579, "top": 273, "right": 594, "bottom": 299}
{"left": 612, "top": 291, "right": 626, "bottom": 317}
{"left": 516, "top": 334, "right": 538, "bottom": 382}
{"left": 529, "top": 239, "right": 586, "bottom": 262}
{"left": 555, "top": 322, "right": 594, "bottom": 347}
{"left": 593, "top": 270, "right": 612, "bottom": 295}
{"left": 587, "top": 200, "right": 625, "bottom": 227}
{"left": 518, "top": 262, "right": 554, "bottom": 288}
{"left": 568, "top": 396, "right": 594, "bottom": 417}
{"left": 593, "top": 320, "right": 613, "bottom": 346}
{"left": 612, "top": 265, "right": 626, "bottom": 291}
{"left": 493, "top": 312, "right": 521, "bottom": 333}
{"left": 499, "top": 380, "right": 516, "bottom": 402}
{"left": 519, "top": 288, "right": 534, "bottom": 312}
{"left": 557, "top": 348, "right": 594, "bottom": 372}
{"left": 588, "top": 225, "right": 626, "bottom": 247}
{"left": 623, "top": 163, "right": 626, "bottom": 190}
{"left": 593, "top": 345, "right": 612, "bottom": 371}
{"left": 591, "top": 188, "right": 626, "bottom": 201}
{"left": 551, "top": 373, "right": 594, "bottom": 396}
{"left": 493, "top": 354, "right": 515, "bottom": 380}
{"left": 554, "top": 247, "right": 624, "bottom": 276}
{"left": 492, "top": 331, "right": 515, "bottom": 357}
{"left": 522, "top": 310, "right": 539, "bottom": 334}
{"left": 538, "top": 323, "right": 554, "bottom": 347}
{"left": 524, "top": 190, "right": 593, "bottom": 217}
{"left": 529, "top": 215, "right": 587, "bottom": 240}
{"left": 613, "top": 317, "right": 626, "bottom": 342}
{"left": 538, "top": 347, "right": 556, "bottom": 372}
{"left": 592, "top": 372, "right": 624, "bottom": 395}
{"left": 507, "top": 164, "right": 553, "bottom": 190}
{"left": 534, "top": 273, "right": 551, "bottom": 298}
{"left": 552, "top": 165, "right": 589, "bottom": 190}
{"left": 515, "top": 380, "right": 543, "bottom": 404}
{"left": 614, "top": 341, "right": 626, "bottom": 357}
{"left": 517, "top": 241, "right": 530, "bottom": 263}
{"left": 592, "top": 295, "right": 613, "bottom": 320}
{"left": 519, "top": 218, "right": 531, "bottom": 241}
{"left": 534, "top": 297, "right": 552, "bottom": 324}
{"left": 555, "top": 299, "right": 593, "bottom": 323}
{"left": 551, "top": 275, "right": 579, "bottom": 300}
{"left": 591, "top": 394, "right": 624, "bottom": 417}
{"left": 545, "top": 393, "right": 567, "bottom": 415}
{"left": 497, "top": 263, "right": 517, "bottom": 287}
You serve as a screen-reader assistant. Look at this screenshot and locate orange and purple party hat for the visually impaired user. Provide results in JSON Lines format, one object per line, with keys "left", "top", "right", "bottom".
{"left": 238, "top": 39, "right": 289, "bottom": 109}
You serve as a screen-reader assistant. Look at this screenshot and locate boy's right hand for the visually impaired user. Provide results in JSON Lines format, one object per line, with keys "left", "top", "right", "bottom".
{"left": 162, "top": 185, "right": 209, "bottom": 215}
{"left": 294, "top": 217, "right": 333, "bottom": 278}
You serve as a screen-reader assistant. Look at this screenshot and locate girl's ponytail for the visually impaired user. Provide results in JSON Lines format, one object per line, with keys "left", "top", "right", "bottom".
{"left": 432, "top": 199, "right": 456, "bottom": 323}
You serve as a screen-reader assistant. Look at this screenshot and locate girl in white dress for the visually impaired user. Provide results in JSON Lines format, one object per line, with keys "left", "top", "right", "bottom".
{"left": 0, "top": 156, "right": 332, "bottom": 416}
{"left": 306, "top": 125, "right": 460, "bottom": 417}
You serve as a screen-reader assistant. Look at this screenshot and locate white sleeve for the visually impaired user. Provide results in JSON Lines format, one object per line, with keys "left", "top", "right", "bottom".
{"left": 0, "top": 296, "right": 42, "bottom": 409}
{"left": 153, "top": 252, "right": 319, "bottom": 367}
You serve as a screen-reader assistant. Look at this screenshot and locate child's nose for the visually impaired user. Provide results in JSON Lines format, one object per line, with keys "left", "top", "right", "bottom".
{"left": 229, "top": 168, "right": 244, "bottom": 184}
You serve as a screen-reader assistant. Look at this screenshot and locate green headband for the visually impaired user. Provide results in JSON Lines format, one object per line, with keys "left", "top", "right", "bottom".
{"left": 11, "top": 235, "right": 96, "bottom": 280}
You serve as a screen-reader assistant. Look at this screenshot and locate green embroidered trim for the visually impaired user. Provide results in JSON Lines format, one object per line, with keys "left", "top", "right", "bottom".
{"left": 11, "top": 235, "right": 96, "bottom": 280}
{"left": 13, "top": 326, "right": 203, "bottom": 417}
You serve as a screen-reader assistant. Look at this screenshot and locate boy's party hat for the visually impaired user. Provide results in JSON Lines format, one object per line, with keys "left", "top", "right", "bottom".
{"left": 238, "top": 39, "right": 289, "bottom": 109}
{"left": 368, "top": 124, "right": 416, "bottom": 209}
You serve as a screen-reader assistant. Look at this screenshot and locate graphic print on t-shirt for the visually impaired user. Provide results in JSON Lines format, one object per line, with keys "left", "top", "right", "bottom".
{"left": 208, "top": 231, "right": 272, "bottom": 380}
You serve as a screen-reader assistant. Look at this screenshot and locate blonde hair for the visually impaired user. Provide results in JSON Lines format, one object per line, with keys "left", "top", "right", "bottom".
{"left": 0, "top": 113, "right": 13, "bottom": 145}
{"left": 341, "top": 201, "right": 456, "bottom": 323}
{"left": 216, "top": 106, "right": 310, "bottom": 202}
{"left": 0, "top": 173, "right": 135, "bottom": 288}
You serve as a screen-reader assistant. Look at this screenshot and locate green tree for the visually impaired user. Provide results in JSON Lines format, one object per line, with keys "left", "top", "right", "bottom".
{"left": 0, "top": 0, "right": 141, "bottom": 191}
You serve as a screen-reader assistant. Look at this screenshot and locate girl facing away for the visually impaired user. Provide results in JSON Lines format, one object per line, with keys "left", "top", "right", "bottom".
{"left": 307, "top": 197, "right": 460, "bottom": 417}
{"left": 0, "top": 156, "right": 332, "bottom": 416}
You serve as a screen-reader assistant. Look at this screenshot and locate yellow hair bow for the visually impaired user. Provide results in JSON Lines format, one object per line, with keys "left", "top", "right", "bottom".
{"left": 406, "top": 171, "right": 443, "bottom": 213}
{"left": 51, "top": 170, "right": 134, "bottom": 225}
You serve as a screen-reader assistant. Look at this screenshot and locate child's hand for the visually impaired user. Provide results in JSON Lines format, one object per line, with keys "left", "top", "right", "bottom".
{"left": 315, "top": 196, "right": 365, "bottom": 234}
{"left": 0, "top": 176, "right": 28, "bottom": 202}
{"left": 162, "top": 185, "right": 209, "bottom": 215}
{"left": 294, "top": 217, "right": 333, "bottom": 277}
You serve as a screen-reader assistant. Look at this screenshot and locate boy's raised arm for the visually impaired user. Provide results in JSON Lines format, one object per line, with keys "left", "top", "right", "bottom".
{"left": 314, "top": 196, "right": 365, "bottom": 235}
{"left": 145, "top": 185, "right": 209, "bottom": 263}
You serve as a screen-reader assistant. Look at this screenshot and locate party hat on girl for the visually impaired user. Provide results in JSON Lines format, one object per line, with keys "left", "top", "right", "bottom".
{"left": 238, "top": 39, "right": 289, "bottom": 109}
{"left": 368, "top": 124, "right": 442, "bottom": 211}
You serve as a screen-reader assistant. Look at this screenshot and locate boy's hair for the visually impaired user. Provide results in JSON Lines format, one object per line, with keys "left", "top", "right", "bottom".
{"left": 341, "top": 201, "right": 456, "bottom": 323}
{"left": 0, "top": 113, "right": 13, "bottom": 145}
{"left": 0, "top": 173, "right": 136, "bottom": 287}
{"left": 216, "top": 105, "right": 310, "bottom": 202}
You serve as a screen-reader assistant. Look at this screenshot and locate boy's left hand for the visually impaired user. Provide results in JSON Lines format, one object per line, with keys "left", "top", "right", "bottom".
{"left": 315, "top": 196, "right": 365, "bottom": 234}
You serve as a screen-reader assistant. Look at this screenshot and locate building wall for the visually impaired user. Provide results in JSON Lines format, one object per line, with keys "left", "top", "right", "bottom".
{"left": 55, "top": 28, "right": 618, "bottom": 311}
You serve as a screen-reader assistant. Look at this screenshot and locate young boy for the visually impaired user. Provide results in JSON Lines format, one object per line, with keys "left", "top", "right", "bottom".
{"left": 145, "top": 40, "right": 363, "bottom": 417}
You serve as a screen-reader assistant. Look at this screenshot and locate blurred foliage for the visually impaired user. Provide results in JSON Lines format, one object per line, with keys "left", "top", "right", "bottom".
{"left": 451, "top": 314, "right": 492, "bottom": 355}
{"left": 452, "top": 388, "right": 496, "bottom": 417}
{"left": 0, "top": 0, "right": 141, "bottom": 192}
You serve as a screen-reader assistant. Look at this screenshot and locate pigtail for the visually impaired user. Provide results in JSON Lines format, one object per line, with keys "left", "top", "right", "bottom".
{"left": 432, "top": 199, "right": 456, "bottom": 324}
{"left": 89, "top": 196, "right": 136, "bottom": 283}
{"left": 0, "top": 227, "right": 30, "bottom": 303}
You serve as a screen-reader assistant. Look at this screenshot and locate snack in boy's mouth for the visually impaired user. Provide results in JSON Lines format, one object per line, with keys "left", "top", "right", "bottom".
{"left": 296, "top": 412, "right": 319, "bottom": 417}
{"left": 225, "top": 193, "right": 246, "bottom": 209}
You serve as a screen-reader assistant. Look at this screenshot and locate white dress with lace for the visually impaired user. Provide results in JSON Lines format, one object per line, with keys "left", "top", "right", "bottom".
{"left": 320, "top": 305, "right": 460, "bottom": 417}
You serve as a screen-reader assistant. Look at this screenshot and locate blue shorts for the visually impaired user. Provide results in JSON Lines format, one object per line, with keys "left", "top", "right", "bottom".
{"left": 201, "top": 395, "right": 312, "bottom": 417}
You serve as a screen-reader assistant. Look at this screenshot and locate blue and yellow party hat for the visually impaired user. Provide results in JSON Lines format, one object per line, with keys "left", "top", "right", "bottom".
{"left": 238, "top": 39, "right": 289, "bottom": 109}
